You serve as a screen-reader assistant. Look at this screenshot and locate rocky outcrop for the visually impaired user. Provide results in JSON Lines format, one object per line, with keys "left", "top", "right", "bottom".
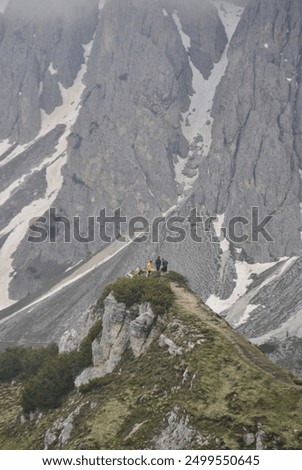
{"left": 75, "top": 293, "right": 157, "bottom": 386}
{"left": 158, "top": 334, "right": 183, "bottom": 356}
{"left": 44, "top": 403, "right": 87, "bottom": 450}
{"left": 58, "top": 304, "right": 99, "bottom": 353}
{"left": 153, "top": 408, "right": 209, "bottom": 450}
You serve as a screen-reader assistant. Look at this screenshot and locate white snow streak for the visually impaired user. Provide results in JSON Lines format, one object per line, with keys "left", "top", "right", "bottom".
{"left": 48, "top": 63, "right": 57, "bottom": 76}
{"left": 213, "top": 213, "right": 229, "bottom": 253}
{"left": 172, "top": 3, "right": 243, "bottom": 202}
{"left": 175, "top": 3, "right": 243, "bottom": 145}
{"left": 0, "top": 142, "right": 30, "bottom": 169}
{"left": 252, "top": 305, "right": 302, "bottom": 343}
{"left": 0, "top": 41, "right": 93, "bottom": 310}
{"left": 206, "top": 258, "right": 291, "bottom": 314}
{"left": 0, "top": 236, "right": 139, "bottom": 327}
{"left": 0, "top": 139, "right": 11, "bottom": 158}
{"left": 174, "top": 154, "right": 198, "bottom": 195}
{"left": 235, "top": 304, "right": 260, "bottom": 328}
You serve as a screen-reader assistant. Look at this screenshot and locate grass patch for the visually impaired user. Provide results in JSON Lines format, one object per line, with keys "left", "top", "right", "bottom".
{"left": 164, "top": 271, "right": 189, "bottom": 288}
{"left": 98, "top": 276, "right": 175, "bottom": 316}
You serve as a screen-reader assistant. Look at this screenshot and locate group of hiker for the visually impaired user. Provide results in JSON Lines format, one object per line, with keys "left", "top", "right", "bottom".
{"left": 146, "top": 256, "right": 168, "bottom": 276}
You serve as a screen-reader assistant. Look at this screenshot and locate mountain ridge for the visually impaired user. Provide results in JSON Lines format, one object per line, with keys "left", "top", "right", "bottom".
{"left": 1, "top": 273, "right": 302, "bottom": 450}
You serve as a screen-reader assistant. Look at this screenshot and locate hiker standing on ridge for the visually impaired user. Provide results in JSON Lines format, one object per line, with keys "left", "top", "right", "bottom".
{"left": 161, "top": 258, "right": 168, "bottom": 273}
{"left": 155, "top": 256, "right": 162, "bottom": 272}
{"left": 146, "top": 260, "right": 153, "bottom": 277}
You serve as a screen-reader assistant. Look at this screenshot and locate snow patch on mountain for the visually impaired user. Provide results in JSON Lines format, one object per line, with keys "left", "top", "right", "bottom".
{"left": 0, "top": 41, "right": 94, "bottom": 310}
{"left": 176, "top": 2, "right": 244, "bottom": 146}
{"left": 39, "top": 40, "right": 93, "bottom": 136}
{"left": 252, "top": 305, "right": 302, "bottom": 344}
{"left": 206, "top": 259, "right": 289, "bottom": 314}
{"left": 99, "top": 0, "right": 106, "bottom": 10}
{"left": 172, "top": 3, "right": 243, "bottom": 202}
{"left": 0, "top": 142, "right": 30, "bottom": 168}
{"left": 0, "top": 236, "right": 136, "bottom": 327}
{"left": 211, "top": 1, "right": 244, "bottom": 42}
{"left": 213, "top": 213, "right": 229, "bottom": 253}
{"left": 0, "top": 140, "right": 11, "bottom": 159}
{"left": 174, "top": 154, "right": 198, "bottom": 199}
{"left": 222, "top": 257, "right": 298, "bottom": 328}
{"left": 48, "top": 63, "right": 57, "bottom": 76}
{"left": 235, "top": 304, "right": 261, "bottom": 328}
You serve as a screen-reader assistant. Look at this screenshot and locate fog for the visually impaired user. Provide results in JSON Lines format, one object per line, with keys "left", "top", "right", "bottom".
{"left": 2, "top": 0, "right": 100, "bottom": 19}
{"left": 0, "top": 0, "right": 248, "bottom": 16}
{"left": 0, "top": 0, "right": 8, "bottom": 14}
{"left": 0, "top": 0, "right": 248, "bottom": 22}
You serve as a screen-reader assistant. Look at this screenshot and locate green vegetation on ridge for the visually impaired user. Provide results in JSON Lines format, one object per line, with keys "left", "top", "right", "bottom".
{"left": 97, "top": 275, "right": 175, "bottom": 315}
{"left": 1, "top": 275, "right": 302, "bottom": 450}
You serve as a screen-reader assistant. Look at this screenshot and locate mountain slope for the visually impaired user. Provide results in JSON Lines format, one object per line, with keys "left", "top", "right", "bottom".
{"left": 0, "top": 0, "right": 302, "bottom": 379}
{"left": 1, "top": 275, "right": 302, "bottom": 450}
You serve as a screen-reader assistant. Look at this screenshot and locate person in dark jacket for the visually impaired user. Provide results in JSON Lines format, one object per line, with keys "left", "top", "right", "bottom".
{"left": 155, "top": 256, "right": 162, "bottom": 271}
{"left": 161, "top": 258, "right": 168, "bottom": 273}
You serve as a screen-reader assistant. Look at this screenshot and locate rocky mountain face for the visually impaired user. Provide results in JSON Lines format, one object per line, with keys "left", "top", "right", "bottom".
{"left": 1, "top": 276, "right": 302, "bottom": 450}
{"left": 0, "top": 0, "right": 302, "bottom": 376}
{"left": 0, "top": 0, "right": 99, "bottom": 143}
{"left": 198, "top": 0, "right": 302, "bottom": 262}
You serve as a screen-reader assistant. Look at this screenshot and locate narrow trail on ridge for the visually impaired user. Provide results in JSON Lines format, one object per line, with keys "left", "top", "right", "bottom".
{"left": 171, "top": 282, "right": 302, "bottom": 390}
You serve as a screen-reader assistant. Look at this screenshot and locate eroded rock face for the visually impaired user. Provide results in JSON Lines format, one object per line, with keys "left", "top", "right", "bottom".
{"left": 58, "top": 304, "right": 99, "bottom": 353}
{"left": 8, "top": 0, "right": 228, "bottom": 300}
{"left": 164, "top": 0, "right": 228, "bottom": 78}
{"left": 44, "top": 403, "right": 86, "bottom": 450}
{"left": 153, "top": 408, "right": 210, "bottom": 450}
{"left": 0, "top": 0, "right": 99, "bottom": 143}
{"left": 75, "top": 293, "right": 156, "bottom": 386}
{"left": 130, "top": 309, "right": 156, "bottom": 357}
{"left": 198, "top": 0, "right": 302, "bottom": 262}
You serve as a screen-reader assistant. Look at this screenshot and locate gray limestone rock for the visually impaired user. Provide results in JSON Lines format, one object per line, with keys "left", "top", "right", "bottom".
{"left": 158, "top": 334, "right": 183, "bottom": 356}
{"left": 0, "top": 0, "right": 99, "bottom": 143}
{"left": 153, "top": 408, "right": 207, "bottom": 450}
{"left": 198, "top": 0, "right": 302, "bottom": 262}
{"left": 44, "top": 404, "right": 85, "bottom": 450}
{"left": 164, "top": 0, "right": 228, "bottom": 77}
{"left": 130, "top": 306, "right": 156, "bottom": 357}
{"left": 244, "top": 433, "right": 255, "bottom": 447}
{"left": 75, "top": 293, "right": 157, "bottom": 386}
{"left": 40, "top": 72, "right": 63, "bottom": 115}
